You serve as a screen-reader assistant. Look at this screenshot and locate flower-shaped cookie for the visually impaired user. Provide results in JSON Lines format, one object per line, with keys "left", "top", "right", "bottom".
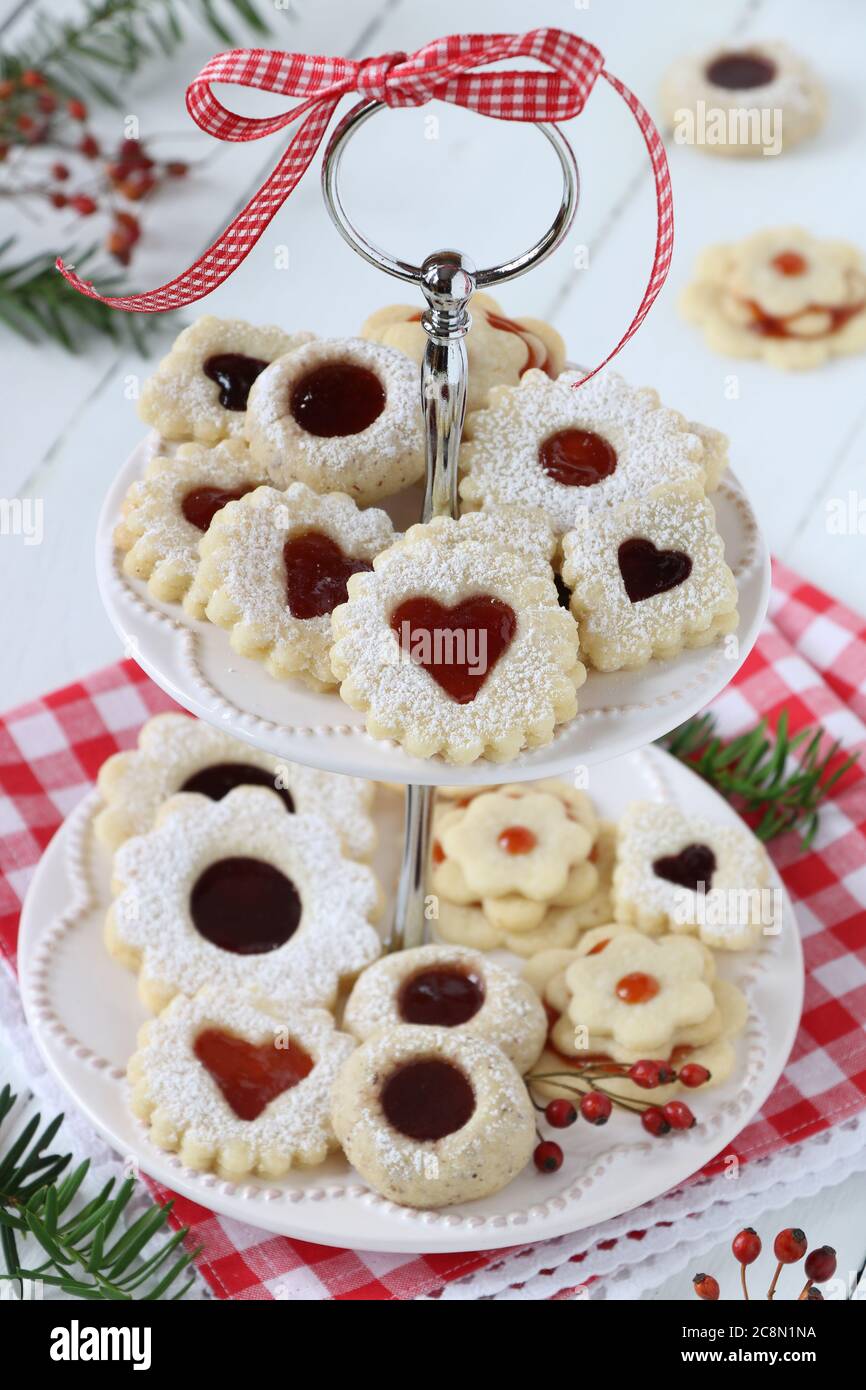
{"left": 613, "top": 801, "right": 771, "bottom": 950}
{"left": 185, "top": 481, "right": 395, "bottom": 689}
{"left": 128, "top": 988, "right": 355, "bottom": 1177}
{"left": 680, "top": 228, "right": 866, "bottom": 369}
{"left": 361, "top": 291, "right": 566, "bottom": 412}
{"left": 459, "top": 369, "right": 727, "bottom": 537}
{"left": 139, "top": 316, "right": 313, "bottom": 443}
{"left": 660, "top": 41, "right": 825, "bottom": 158}
{"left": 330, "top": 528, "right": 584, "bottom": 763}
{"left": 106, "top": 788, "right": 382, "bottom": 1013}
{"left": 330, "top": 1025, "right": 535, "bottom": 1208}
{"left": 437, "top": 789, "right": 592, "bottom": 900}
{"left": 562, "top": 932, "right": 716, "bottom": 1053}
{"left": 561, "top": 482, "right": 739, "bottom": 671}
{"left": 114, "top": 440, "right": 266, "bottom": 603}
{"left": 342, "top": 944, "right": 547, "bottom": 1074}
{"left": 94, "top": 712, "right": 376, "bottom": 859}
{"left": 245, "top": 337, "right": 425, "bottom": 503}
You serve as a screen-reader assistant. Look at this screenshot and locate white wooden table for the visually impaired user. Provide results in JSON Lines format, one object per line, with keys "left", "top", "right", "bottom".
{"left": 1, "top": 0, "right": 864, "bottom": 1300}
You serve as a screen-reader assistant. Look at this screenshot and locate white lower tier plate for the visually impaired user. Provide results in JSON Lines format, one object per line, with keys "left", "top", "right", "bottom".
{"left": 96, "top": 438, "right": 770, "bottom": 787}
{"left": 19, "top": 746, "right": 802, "bottom": 1254}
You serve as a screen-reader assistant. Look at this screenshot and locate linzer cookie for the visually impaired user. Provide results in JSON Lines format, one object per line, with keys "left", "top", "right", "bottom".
{"left": 245, "top": 337, "right": 425, "bottom": 502}
{"left": 138, "top": 316, "right": 314, "bottom": 442}
{"left": 360, "top": 290, "right": 566, "bottom": 412}
{"left": 561, "top": 482, "right": 739, "bottom": 671}
{"left": 680, "top": 227, "right": 866, "bottom": 369}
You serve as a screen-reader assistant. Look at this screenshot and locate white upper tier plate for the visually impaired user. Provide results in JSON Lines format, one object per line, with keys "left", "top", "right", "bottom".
{"left": 96, "top": 437, "right": 770, "bottom": 786}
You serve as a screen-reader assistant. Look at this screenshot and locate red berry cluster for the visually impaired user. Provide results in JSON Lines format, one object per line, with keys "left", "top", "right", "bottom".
{"left": 528, "top": 1056, "right": 713, "bottom": 1175}
{"left": 693, "top": 1226, "right": 837, "bottom": 1300}
{"left": 0, "top": 69, "right": 190, "bottom": 265}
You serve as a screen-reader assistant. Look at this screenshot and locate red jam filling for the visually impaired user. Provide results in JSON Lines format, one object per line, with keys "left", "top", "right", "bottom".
{"left": 539, "top": 429, "right": 617, "bottom": 488}
{"left": 381, "top": 1059, "right": 475, "bottom": 1141}
{"left": 586, "top": 937, "right": 611, "bottom": 955}
{"left": 181, "top": 484, "right": 255, "bottom": 532}
{"left": 180, "top": 763, "right": 295, "bottom": 813}
{"left": 743, "top": 297, "right": 865, "bottom": 340}
{"left": 189, "top": 857, "right": 301, "bottom": 954}
{"left": 283, "top": 530, "right": 373, "bottom": 620}
{"left": 290, "top": 362, "right": 385, "bottom": 437}
{"left": 498, "top": 825, "right": 537, "bottom": 856}
{"left": 203, "top": 353, "right": 269, "bottom": 411}
{"left": 397, "top": 967, "right": 485, "bottom": 1027}
{"left": 194, "top": 1028, "right": 313, "bottom": 1120}
{"left": 652, "top": 844, "right": 717, "bottom": 892}
{"left": 390, "top": 595, "right": 517, "bottom": 704}
{"left": 618, "top": 537, "right": 692, "bottom": 603}
{"left": 772, "top": 250, "right": 808, "bottom": 277}
{"left": 431, "top": 840, "right": 446, "bottom": 866}
{"left": 615, "top": 972, "right": 660, "bottom": 1005}
{"left": 705, "top": 53, "right": 777, "bottom": 90}
{"left": 409, "top": 307, "right": 556, "bottom": 376}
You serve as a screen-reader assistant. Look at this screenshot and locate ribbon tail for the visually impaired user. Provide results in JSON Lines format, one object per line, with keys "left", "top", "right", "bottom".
{"left": 573, "top": 71, "right": 674, "bottom": 386}
{"left": 56, "top": 96, "right": 342, "bottom": 313}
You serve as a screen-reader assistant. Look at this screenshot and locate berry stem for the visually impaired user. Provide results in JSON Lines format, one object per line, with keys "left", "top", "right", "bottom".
{"left": 767, "top": 1261, "right": 783, "bottom": 1301}
{"left": 797, "top": 1282, "right": 812, "bottom": 1301}
{"left": 741, "top": 1263, "right": 749, "bottom": 1301}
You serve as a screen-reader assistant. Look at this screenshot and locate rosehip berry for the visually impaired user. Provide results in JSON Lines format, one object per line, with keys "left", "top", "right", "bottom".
{"left": 70, "top": 194, "right": 97, "bottom": 216}
{"left": 79, "top": 134, "right": 100, "bottom": 158}
{"left": 544, "top": 1098, "right": 577, "bottom": 1129}
{"left": 120, "top": 172, "right": 154, "bottom": 200}
{"left": 534, "top": 1140, "right": 563, "bottom": 1173}
{"left": 114, "top": 210, "right": 140, "bottom": 235}
{"left": 732, "top": 1228, "right": 761, "bottom": 1265}
{"left": 641, "top": 1106, "right": 671, "bottom": 1137}
{"left": 51, "top": 162, "right": 69, "bottom": 181}
{"left": 0, "top": 79, "right": 15, "bottom": 99}
{"left": 628, "top": 1059, "right": 674, "bottom": 1089}
{"left": 166, "top": 160, "right": 188, "bottom": 176}
{"left": 663, "top": 1100, "right": 696, "bottom": 1131}
{"left": 67, "top": 98, "right": 87, "bottom": 120}
{"left": 804, "top": 1245, "right": 836, "bottom": 1284}
{"left": 21, "top": 69, "right": 45, "bottom": 88}
{"left": 37, "top": 92, "right": 56, "bottom": 113}
{"left": 579, "top": 1091, "right": 612, "bottom": 1126}
{"left": 49, "top": 191, "right": 67, "bottom": 208}
{"left": 693, "top": 1272, "right": 719, "bottom": 1300}
{"left": 16, "top": 113, "right": 35, "bottom": 133}
{"left": 678, "top": 1063, "right": 711, "bottom": 1088}
{"left": 774, "top": 1228, "right": 807, "bottom": 1264}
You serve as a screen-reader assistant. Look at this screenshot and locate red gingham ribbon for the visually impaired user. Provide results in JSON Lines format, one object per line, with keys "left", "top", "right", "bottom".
{"left": 56, "top": 30, "right": 673, "bottom": 382}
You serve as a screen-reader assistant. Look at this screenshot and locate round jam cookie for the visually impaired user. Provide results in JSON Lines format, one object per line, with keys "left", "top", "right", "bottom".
{"left": 245, "top": 337, "right": 425, "bottom": 504}
{"left": 94, "top": 713, "right": 376, "bottom": 859}
{"left": 342, "top": 945, "right": 547, "bottom": 1074}
{"left": 681, "top": 227, "right": 866, "bottom": 370}
{"left": 106, "top": 788, "right": 382, "bottom": 1014}
{"left": 138, "top": 316, "right": 314, "bottom": 444}
{"left": 386, "top": 505, "right": 558, "bottom": 576}
{"left": 114, "top": 440, "right": 265, "bottom": 604}
{"left": 613, "top": 800, "right": 771, "bottom": 950}
{"left": 360, "top": 291, "right": 566, "bottom": 413}
{"left": 561, "top": 481, "right": 739, "bottom": 672}
{"left": 660, "top": 42, "right": 825, "bottom": 159}
{"left": 184, "top": 482, "right": 395, "bottom": 690}
{"left": 459, "top": 369, "right": 726, "bottom": 537}
{"left": 128, "top": 988, "right": 354, "bottom": 1177}
{"left": 330, "top": 1025, "right": 535, "bottom": 1208}
{"left": 330, "top": 531, "right": 584, "bottom": 764}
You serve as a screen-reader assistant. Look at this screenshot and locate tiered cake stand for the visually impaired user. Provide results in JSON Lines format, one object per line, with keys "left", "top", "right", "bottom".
{"left": 19, "top": 107, "right": 799, "bottom": 1253}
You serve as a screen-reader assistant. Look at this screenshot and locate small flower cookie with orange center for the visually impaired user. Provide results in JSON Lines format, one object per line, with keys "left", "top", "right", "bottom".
{"left": 185, "top": 481, "right": 396, "bottom": 689}
{"left": 94, "top": 712, "right": 376, "bottom": 859}
{"left": 139, "top": 316, "right": 314, "bottom": 443}
{"left": 680, "top": 228, "right": 866, "bottom": 369}
{"left": 128, "top": 987, "right": 355, "bottom": 1178}
{"left": 343, "top": 944, "right": 547, "bottom": 1074}
{"left": 459, "top": 369, "right": 727, "bottom": 537}
{"left": 613, "top": 801, "right": 771, "bottom": 950}
{"left": 360, "top": 290, "right": 566, "bottom": 412}
{"left": 114, "top": 440, "right": 266, "bottom": 603}
{"left": 245, "top": 337, "right": 425, "bottom": 503}
{"left": 660, "top": 42, "right": 825, "bottom": 158}
{"left": 561, "top": 482, "right": 739, "bottom": 671}
{"left": 330, "top": 529, "right": 584, "bottom": 763}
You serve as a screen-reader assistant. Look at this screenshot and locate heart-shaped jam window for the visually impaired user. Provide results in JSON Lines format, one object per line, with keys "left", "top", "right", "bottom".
{"left": 194, "top": 1028, "right": 313, "bottom": 1121}
{"left": 652, "top": 844, "right": 717, "bottom": 892}
{"left": 189, "top": 856, "right": 301, "bottom": 954}
{"left": 182, "top": 484, "right": 256, "bottom": 532}
{"left": 180, "top": 763, "right": 295, "bottom": 813}
{"left": 283, "top": 530, "right": 373, "bottom": 620}
{"left": 618, "top": 537, "right": 693, "bottom": 603}
{"left": 539, "top": 429, "right": 617, "bottom": 488}
{"left": 381, "top": 1059, "right": 476, "bottom": 1141}
{"left": 390, "top": 595, "right": 517, "bottom": 704}
{"left": 203, "top": 353, "right": 269, "bottom": 411}
{"left": 290, "top": 361, "right": 385, "bottom": 437}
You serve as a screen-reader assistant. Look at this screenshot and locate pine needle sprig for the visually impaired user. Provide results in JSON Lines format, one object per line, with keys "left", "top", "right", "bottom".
{"left": 661, "top": 710, "right": 860, "bottom": 850}
{"left": 0, "top": 1082, "right": 201, "bottom": 1300}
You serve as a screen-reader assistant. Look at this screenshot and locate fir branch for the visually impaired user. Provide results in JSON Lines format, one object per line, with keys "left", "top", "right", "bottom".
{"left": 660, "top": 710, "right": 860, "bottom": 850}
{"left": 0, "top": 1082, "right": 201, "bottom": 1300}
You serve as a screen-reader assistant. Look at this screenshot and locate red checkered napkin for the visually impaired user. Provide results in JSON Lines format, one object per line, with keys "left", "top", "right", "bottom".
{"left": 1, "top": 561, "right": 864, "bottom": 1300}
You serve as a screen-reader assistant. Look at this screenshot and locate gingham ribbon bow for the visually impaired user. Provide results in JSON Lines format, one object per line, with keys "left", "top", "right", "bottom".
{"left": 56, "top": 29, "right": 673, "bottom": 380}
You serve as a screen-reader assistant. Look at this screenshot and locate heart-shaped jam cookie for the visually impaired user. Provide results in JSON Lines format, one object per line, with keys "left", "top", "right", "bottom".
{"left": 653, "top": 844, "right": 716, "bottom": 892}
{"left": 182, "top": 484, "right": 256, "bottom": 532}
{"left": 390, "top": 595, "right": 517, "bottom": 704}
{"left": 189, "top": 856, "right": 302, "bottom": 954}
{"left": 203, "top": 353, "right": 269, "bottom": 411}
{"left": 284, "top": 530, "right": 373, "bottom": 620}
{"left": 194, "top": 1028, "right": 313, "bottom": 1120}
{"left": 539, "top": 429, "right": 617, "bottom": 487}
{"left": 618, "top": 537, "right": 693, "bottom": 603}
